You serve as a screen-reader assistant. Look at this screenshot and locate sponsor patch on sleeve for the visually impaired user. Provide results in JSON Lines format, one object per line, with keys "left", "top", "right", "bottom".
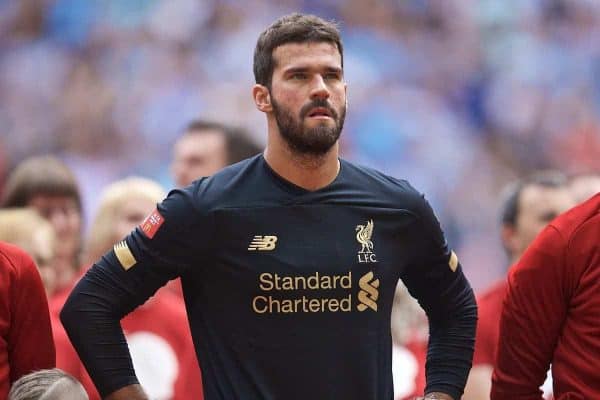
{"left": 140, "top": 208, "right": 164, "bottom": 239}
{"left": 114, "top": 240, "right": 137, "bottom": 270}
{"left": 448, "top": 250, "right": 458, "bottom": 272}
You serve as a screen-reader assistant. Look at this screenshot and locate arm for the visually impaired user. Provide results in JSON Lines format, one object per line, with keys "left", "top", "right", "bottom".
{"left": 463, "top": 366, "right": 493, "bottom": 400}
{"left": 105, "top": 385, "right": 149, "bottom": 400}
{"left": 401, "top": 195, "right": 477, "bottom": 400}
{"left": 8, "top": 248, "right": 55, "bottom": 382}
{"left": 491, "top": 225, "right": 568, "bottom": 400}
{"left": 61, "top": 187, "right": 210, "bottom": 398}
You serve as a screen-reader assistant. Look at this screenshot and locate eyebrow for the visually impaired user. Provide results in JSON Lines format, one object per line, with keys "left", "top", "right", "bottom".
{"left": 283, "top": 66, "right": 343, "bottom": 75}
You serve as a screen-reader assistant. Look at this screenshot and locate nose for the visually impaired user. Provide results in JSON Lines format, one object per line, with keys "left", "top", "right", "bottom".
{"left": 310, "top": 75, "right": 330, "bottom": 100}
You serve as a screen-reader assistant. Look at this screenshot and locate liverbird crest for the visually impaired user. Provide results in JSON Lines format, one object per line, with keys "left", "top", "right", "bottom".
{"left": 355, "top": 219, "right": 374, "bottom": 254}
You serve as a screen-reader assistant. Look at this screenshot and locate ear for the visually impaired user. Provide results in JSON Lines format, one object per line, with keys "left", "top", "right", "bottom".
{"left": 344, "top": 82, "right": 348, "bottom": 109}
{"left": 252, "top": 84, "right": 272, "bottom": 113}
{"left": 500, "top": 225, "right": 518, "bottom": 256}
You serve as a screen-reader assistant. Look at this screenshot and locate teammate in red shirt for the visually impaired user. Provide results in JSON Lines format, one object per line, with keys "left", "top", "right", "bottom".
{"left": 0, "top": 242, "right": 55, "bottom": 398}
{"left": 464, "top": 172, "right": 574, "bottom": 399}
{"left": 53, "top": 177, "right": 203, "bottom": 400}
{"left": 491, "top": 193, "right": 600, "bottom": 399}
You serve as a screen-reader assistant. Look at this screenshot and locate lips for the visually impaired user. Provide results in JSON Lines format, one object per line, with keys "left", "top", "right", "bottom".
{"left": 307, "top": 107, "right": 332, "bottom": 118}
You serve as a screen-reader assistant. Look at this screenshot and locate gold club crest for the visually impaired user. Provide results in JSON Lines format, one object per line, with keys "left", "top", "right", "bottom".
{"left": 356, "top": 219, "right": 377, "bottom": 263}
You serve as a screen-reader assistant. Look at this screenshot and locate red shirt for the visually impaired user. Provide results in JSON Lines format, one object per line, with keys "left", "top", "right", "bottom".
{"left": 0, "top": 242, "right": 55, "bottom": 398}
{"left": 492, "top": 194, "right": 600, "bottom": 400}
{"left": 473, "top": 280, "right": 506, "bottom": 366}
{"left": 395, "top": 338, "right": 427, "bottom": 400}
{"left": 52, "top": 272, "right": 203, "bottom": 400}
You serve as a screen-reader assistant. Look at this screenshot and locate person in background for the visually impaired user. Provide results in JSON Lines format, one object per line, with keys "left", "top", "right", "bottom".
{"left": 0, "top": 241, "right": 55, "bottom": 398}
{"left": 0, "top": 208, "right": 57, "bottom": 295}
{"left": 391, "top": 281, "right": 428, "bottom": 399}
{"left": 8, "top": 368, "right": 88, "bottom": 400}
{"left": 52, "top": 177, "right": 203, "bottom": 400}
{"left": 491, "top": 192, "right": 600, "bottom": 399}
{"left": 171, "top": 119, "right": 262, "bottom": 187}
{"left": 463, "top": 172, "right": 575, "bottom": 399}
{"left": 1, "top": 156, "right": 83, "bottom": 297}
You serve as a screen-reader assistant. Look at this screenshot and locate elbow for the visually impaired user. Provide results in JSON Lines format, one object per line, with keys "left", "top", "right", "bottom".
{"left": 59, "top": 291, "right": 80, "bottom": 334}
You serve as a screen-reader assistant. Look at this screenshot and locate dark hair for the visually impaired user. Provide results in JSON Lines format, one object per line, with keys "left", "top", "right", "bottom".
{"left": 500, "top": 171, "right": 568, "bottom": 226}
{"left": 253, "top": 13, "right": 343, "bottom": 87}
{"left": 2, "top": 156, "right": 82, "bottom": 210}
{"left": 184, "top": 120, "right": 262, "bottom": 164}
{"left": 8, "top": 369, "right": 87, "bottom": 400}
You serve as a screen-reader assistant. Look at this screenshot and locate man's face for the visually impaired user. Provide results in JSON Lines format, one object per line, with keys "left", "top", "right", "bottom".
{"left": 269, "top": 42, "right": 346, "bottom": 156}
{"left": 506, "top": 185, "right": 575, "bottom": 260}
{"left": 171, "top": 130, "right": 228, "bottom": 187}
{"left": 27, "top": 194, "right": 81, "bottom": 263}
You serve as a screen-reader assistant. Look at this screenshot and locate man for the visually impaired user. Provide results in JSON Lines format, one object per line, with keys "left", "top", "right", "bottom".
{"left": 0, "top": 241, "right": 55, "bottom": 398}
{"left": 8, "top": 369, "right": 88, "bottom": 400}
{"left": 491, "top": 193, "right": 600, "bottom": 399}
{"left": 62, "top": 13, "right": 477, "bottom": 400}
{"left": 2, "top": 156, "right": 83, "bottom": 296}
{"left": 463, "top": 173, "right": 575, "bottom": 399}
{"left": 171, "top": 120, "right": 262, "bottom": 187}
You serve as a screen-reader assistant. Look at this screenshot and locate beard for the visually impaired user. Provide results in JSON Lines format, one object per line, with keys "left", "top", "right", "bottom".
{"left": 271, "top": 96, "right": 346, "bottom": 157}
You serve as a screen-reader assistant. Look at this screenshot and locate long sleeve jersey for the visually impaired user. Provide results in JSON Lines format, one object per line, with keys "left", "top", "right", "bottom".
{"left": 492, "top": 193, "right": 600, "bottom": 399}
{"left": 62, "top": 155, "right": 477, "bottom": 400}
{"left": 0, "top": 242, "right": 55, "bottom": 398}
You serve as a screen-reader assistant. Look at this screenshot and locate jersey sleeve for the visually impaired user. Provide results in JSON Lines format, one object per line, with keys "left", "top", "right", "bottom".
{"left": 400, "top": 194, "right": 477, "bottom": 400}
{"left": 8, "top": 248, "right": 55, "bottom": 382}
{"left": 61, "top": 182, "right": 213, "bottom": 397}
{"left": 491, "top": 225, "right": 569, "bottom": 400}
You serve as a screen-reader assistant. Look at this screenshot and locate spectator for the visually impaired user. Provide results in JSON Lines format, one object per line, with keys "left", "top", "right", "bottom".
{"left": 0, "top": 241, "right": 55, "bottom": 398}
{"left": 2, "top": 156, "right": 83, "bottom": 297}
{"left": 8, "top": 368, "right": 87, "bottom": 400}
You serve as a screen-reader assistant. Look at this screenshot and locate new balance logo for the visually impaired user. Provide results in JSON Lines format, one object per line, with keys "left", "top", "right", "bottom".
{"left": 248, "top": 235, "right": 278, "bottom": 251}
{"left": 357, "top": 271, "right": 379, "bottom": 312}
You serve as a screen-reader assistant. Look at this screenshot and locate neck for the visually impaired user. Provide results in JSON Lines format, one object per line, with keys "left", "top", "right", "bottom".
{"left": 264, "top": 126, "right": 340, "bottom": 191}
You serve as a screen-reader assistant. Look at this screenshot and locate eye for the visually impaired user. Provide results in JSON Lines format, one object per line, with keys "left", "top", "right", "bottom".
{"left": 290, "top": 72, "right": 308, "bottom": 80}
{"left": 324, "top": 72, "right": 341, "bottom": 80}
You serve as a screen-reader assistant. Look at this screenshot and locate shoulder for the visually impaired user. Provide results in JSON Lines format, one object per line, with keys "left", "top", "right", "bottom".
{"left": 339, "top": 159, "right": 427, "bottom": 213}
{"left": 0, "top": 242, "right": 36, "bottom": 277}
{"left": 549, "top": 193, "right": 600, "bottom": 241}
{"left": 185, "top": 154, "right": 264, "bottom": 210}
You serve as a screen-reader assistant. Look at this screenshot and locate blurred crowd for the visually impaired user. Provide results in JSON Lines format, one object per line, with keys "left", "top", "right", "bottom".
{"left": 2, "top": 0, "right": 600, "bottom": 288}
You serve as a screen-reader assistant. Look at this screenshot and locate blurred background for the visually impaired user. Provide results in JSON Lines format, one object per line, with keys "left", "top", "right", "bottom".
{"left": 1, "top": 0, "right": 600, "bottom": 290}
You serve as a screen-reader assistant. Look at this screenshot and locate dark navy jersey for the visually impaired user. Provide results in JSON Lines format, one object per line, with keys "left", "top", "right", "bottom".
{"left": 62, "top": 155, "right": 477, "bottom": 400}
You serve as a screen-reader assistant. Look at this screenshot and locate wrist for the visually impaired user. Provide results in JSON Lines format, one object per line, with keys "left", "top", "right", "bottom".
{"left": 423, "top": 392, "right": 454, "bottom": 400}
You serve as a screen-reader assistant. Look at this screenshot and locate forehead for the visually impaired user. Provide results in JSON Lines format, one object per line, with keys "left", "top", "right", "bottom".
{"left": 272, "top": 42, "right": 342, "bottom": 72}
{"left": 176, "top": 131, "right": 227, "bottom": 153}
{"left": 28, "top": 194, "right": 78, "bottom": 208}
{"left": 519, "top": 185, "right": 571, "bottom": 214}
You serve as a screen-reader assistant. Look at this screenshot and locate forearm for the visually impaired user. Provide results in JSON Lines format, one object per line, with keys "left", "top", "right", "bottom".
{"left": 105, "top": 384, "right": 149, "bottom": 400}
{"left": 61, "top": 260, "right": 143, "bottom": 397}
{"left": 424, "top": 269, "right": 478, "bottom": 399}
